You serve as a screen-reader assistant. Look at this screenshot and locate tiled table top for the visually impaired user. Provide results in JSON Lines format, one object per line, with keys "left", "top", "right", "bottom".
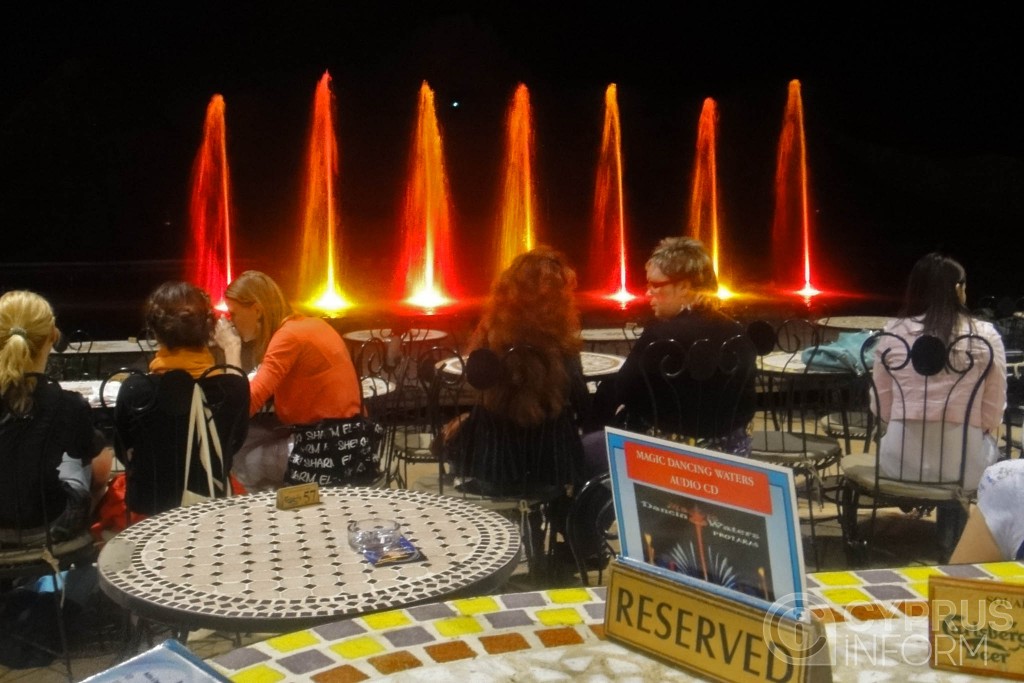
{"left": 98, "top": 488, "right": 521, "bottom": 633}
{"left": 208, "top": 562, "right": 1024, "bottom": 681}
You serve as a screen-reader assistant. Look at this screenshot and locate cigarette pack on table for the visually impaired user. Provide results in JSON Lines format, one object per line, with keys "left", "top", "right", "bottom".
{"left": 82, "top": 638, "right": 230, "bottom": 682}
{"left": 363, "top": 535, "right": 426, "bottom": 566}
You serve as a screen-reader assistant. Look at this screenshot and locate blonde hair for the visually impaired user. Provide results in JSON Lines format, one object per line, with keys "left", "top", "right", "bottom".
{"left": 223, "top": 271, "right": 293, "bottom": 365}
{"left": 0, "top": 290, "right": 56, "bottom": 415}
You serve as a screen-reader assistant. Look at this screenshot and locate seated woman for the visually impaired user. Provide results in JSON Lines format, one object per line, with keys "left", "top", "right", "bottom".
{"left": 446, "top": 247, "right": 588, "bottom": 497}
{"left": 871, "top": 253, "right": 1006, "bottom": 492}
{"left": 0, "top": 290, "right": 111, "bottom": 544}
{"left": 214, "top": 270, "right": 373, "bottom": 489}
{"left": 949, "top": 459, "right": 1024, "bottom": 563}
{"left": 107, "top": 281, "right": 248, "bottom": 519}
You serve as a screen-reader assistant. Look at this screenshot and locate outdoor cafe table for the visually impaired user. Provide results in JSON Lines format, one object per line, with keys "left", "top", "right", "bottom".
{"left": 97, "top": 487, "right": 522, "bottom": 635}
{"left": 207, "top": 560, "right": 1024, "bottom": 681}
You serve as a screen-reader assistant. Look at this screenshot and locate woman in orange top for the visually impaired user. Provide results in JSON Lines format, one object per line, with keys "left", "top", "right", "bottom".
{"left": 214, "top": 271, "right": 363, "bottom": 489}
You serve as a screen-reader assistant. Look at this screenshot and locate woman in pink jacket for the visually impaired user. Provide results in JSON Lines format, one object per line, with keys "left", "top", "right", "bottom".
{"left": 871, "top": 253, "right": 1006, "bottom": 492}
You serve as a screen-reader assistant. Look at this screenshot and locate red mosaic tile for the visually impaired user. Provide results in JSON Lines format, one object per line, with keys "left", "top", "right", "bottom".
{"left": 536, "top": 627, "right": 584, "bottom": 648}
{"left": 311, "top": 664, "right": 371, "bottom": 683}
{"left": 894, "top": 600, "right": 928, "bottom": 617}
{"left": 425, "top": 640, "right": 477, "bottom": 663}
{"left": 847, "top": 603, "right": 895, "bottom": 620}
{"left": 480, "top": 633, "right": 530, "bottom": 654}
{"left": 367, "top": 651, "right": 423, "bottom": 675}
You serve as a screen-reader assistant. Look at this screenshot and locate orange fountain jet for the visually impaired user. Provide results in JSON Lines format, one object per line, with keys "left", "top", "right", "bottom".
{"left": 590, "top": 84, "right": 637, "bottom": 306}
{"left": 297, "top": 71, "right": 350, "bottom": 313}
{"left": 496, "top": 83, "right": 538, "bottom": 272}
{"left": 772, "top": 79, "right": 820, "bottom": 298}
{"left": 394, "top": 82, "right": 457, "bottom": 311}
{"left": 186, "top": 94, "right": 234, "bottom": 309}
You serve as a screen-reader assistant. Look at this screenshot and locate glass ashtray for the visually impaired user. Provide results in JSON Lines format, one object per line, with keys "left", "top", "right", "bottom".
{"left": 347, "top": 518, "right": 400, "bottom": 553}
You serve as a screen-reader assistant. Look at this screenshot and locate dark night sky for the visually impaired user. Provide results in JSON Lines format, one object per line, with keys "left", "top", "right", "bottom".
{"left": 2, "top": 2, "right": 1023, "bottom": 334}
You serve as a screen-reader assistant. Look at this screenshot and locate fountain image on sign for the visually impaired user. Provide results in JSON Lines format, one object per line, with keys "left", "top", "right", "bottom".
{"left": 589, "top": 84, "right": 637, "bottom": 306}
{"left": 394, "top": 82, "right": 457, "bottom": 310}
{"left": 495, "top": 83, "right": 538, "bottom": 272}
{"left": 687, "top": 97, "right": 733, "bottom": 300}
{"left": 297, "top": 71, "right": 350, "bottom": 313}
{"left": 186, "top": 94, "right": 234, "bottom": 308}
{"left": 772, "top": 79, "right": 820, "bottom": 298}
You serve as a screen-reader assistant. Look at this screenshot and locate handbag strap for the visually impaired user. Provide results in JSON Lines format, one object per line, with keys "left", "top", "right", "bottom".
{"left": 182, "top": 383, "right": 221, "bottom": 504}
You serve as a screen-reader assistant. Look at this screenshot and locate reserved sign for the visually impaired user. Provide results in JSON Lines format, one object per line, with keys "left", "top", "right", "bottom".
{"left": 605, "top": 560, "right": 831, "bottom": 683}
{"left": 930, "top": 575, "right": 1024, "bottom": 679}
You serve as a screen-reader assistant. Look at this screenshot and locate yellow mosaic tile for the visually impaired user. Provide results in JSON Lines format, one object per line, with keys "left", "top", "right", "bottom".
{"left": 907, "top": 581, "right": 930, "bottom": 598}
{"left": 812, "top": 571, "right": 862, "bottom": 586}
{"left": 362, "top": 609, "right": 413, "bottom": 630}
{"left": 230, "top": 664, "right": 287, "bottom": 683}
{"left": 820, "top": 587, "right": 873, "bottom": 605}
{"left": 982, "top": 562, "right": 1024, "bottom": 580}
{"left": 434, "top": 615, "right": 485, "bottom": 637}
{"left": 265, "top": 630, "right": 320, "bottom": 653}
{"left": 546, "top": 588, "right": 591, "bottom": 604}
{"left": 330, "top": 636, "right": 387, "bottom": 659}
{"left": 897, "top": 566, "right": 942, "bottom": 582}
{"left": 452, "top": 596, "right": 501, "bottom": 615}
{"left": 536, "top": 607, "right": 584, "bottom": 627}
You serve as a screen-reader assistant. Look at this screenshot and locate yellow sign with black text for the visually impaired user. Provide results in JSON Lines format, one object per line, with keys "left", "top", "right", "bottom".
{"left": 604, "top": 561, "right": 831, "bottom": 683}
{"left": 275, "top": 482, "right": 321, "bottom": 510}
{"left": 930, "top": 575, "right": 1024, "bottom": 680}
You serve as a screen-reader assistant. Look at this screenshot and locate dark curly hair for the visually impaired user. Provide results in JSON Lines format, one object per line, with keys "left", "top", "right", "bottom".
{"left": 144, "top": 281, "right": 215, "bottom": 349}
{"left": 469, "top": 246, "right": 582, "bottom": 425}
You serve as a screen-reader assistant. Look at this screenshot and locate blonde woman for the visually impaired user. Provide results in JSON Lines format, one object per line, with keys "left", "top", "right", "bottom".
{"left": 0, "top": 290, "right": 112, "bottom": 543}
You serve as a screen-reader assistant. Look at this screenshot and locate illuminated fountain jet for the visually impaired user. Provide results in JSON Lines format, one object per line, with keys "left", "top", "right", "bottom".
{"left": 590, "top": 84, "right": 637, "bottom": 306}
{"left": 495, "top": 83, "right": 538, "bottom": 272}
{"left": 394, "top": 82, "right": 457, "bottom": 311}
{"left": 772, "top": 79, "right": 820, "bottom": 298}
{"left": 297, "top": 71, "right": 351, "bottom": 313}
{"left": 186, "top": 94, "right": 234, "bottom": 309}
{"left": 687, "top": 97, "right": 733, "bottom": 300}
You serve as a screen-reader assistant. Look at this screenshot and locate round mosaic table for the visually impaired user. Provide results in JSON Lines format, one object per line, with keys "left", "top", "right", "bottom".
{"left": 97, "top": 488, "right": 522, "bottom": 633}
{"left": 440, "top": 351, "right": 624, "bottom": 382}
{"left": 342, "top": 329, "right": 448, "bottom": 344}
{"left": 815, "top": 316, "right": 893, "bottom": 332}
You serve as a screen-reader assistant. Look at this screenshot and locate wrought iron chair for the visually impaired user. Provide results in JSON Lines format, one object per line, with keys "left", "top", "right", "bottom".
{"left": 564, "top": 472, "right": 617, "bottom": 586}
{"left": 436, "top": 345, "right": 583, "bottom": 582}
{"left": 839, "top": 331, "right": 997, "bottom": 565}
{"left": 635, "top": 334, "right": 757, "bottom": 450}
{"left": 747, "top": 318, "right": 848, "bottom": 569}
{"left": 0, "top": 375, "right": 99, "bottom": 680}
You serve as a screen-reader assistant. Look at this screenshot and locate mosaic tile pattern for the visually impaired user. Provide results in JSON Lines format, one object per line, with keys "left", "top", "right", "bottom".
{"left": 98, "top": 488, "right": 521, "bottom": 632}
{"left": 208, "top": 562, "right": 1024, "bottom": 681}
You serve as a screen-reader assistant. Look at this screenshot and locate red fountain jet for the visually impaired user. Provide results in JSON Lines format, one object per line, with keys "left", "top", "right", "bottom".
{"left": 772, "top": 80, "right": 820, "bottom": 298}
{"left": 687, "top": 97, "right": 733, "bottom": 300}
{"left": 590, "top": 84, "right": 636, "bottom": 306}
{"left": 394, "top": 82, "right": 457, "bottom": 310}
{"left": 186, "top": 94, "right": 234, "bottom": 308}
{"left": 297, "top": 71, "right": 350, "bottom": 313}
{"left": 496, "top": 83, "right": 538, "bottom": 272}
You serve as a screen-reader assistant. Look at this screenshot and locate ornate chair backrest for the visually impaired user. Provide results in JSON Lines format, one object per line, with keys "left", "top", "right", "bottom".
{"left": 863, "top": 331, "right": 995, "bottom": 492}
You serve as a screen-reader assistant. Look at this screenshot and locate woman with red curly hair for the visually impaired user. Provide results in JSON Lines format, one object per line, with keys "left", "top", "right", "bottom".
{"left": 447, "top": 246, "right": 588, "bottom": 497}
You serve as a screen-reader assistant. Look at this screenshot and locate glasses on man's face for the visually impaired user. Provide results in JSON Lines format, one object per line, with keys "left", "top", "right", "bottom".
{"left": 646, "top": 278, "right": 678, "bottom": 291}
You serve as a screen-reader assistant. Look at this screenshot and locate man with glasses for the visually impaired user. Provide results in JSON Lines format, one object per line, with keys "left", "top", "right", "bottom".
{"left": 582, "top": 237, "right": 756, "bottom": 476}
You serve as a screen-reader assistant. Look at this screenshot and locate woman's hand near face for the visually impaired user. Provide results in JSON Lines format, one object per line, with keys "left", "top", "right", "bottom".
{"left": 214, "top": 317, "right": 243, "bottom": 367}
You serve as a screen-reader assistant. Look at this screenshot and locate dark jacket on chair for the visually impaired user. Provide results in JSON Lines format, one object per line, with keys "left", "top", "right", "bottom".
{"left": 114, "top": 370, "right": 249, "bottom": 515}
{"left": 591, "top": 307, "right": 756, "bottom": 438}
{"left": 0, "top": 375, "right": 103, "bottom": 531}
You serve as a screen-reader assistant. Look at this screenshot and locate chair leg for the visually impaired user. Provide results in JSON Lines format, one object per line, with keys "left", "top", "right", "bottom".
{"left": 839, "top": 483, "right": 866, "bottom": 566}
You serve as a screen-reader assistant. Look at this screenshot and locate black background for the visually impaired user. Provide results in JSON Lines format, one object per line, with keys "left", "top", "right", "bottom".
{"left": 3, "top": 3, "right": 1022, "bottom": 336}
